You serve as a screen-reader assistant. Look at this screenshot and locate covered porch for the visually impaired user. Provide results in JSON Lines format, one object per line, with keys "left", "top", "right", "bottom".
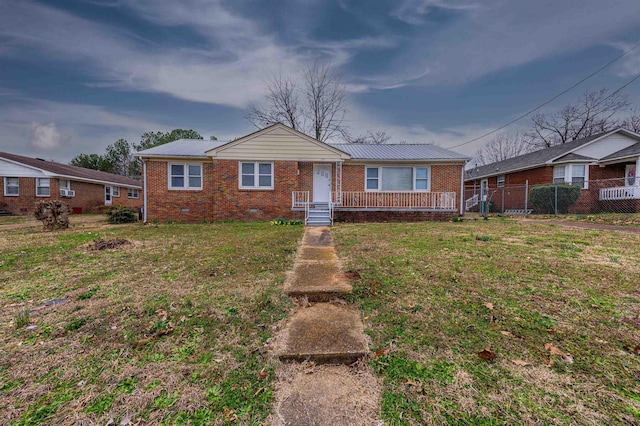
{"left": 598, "top": 156, "right": 639, "bottom": 201}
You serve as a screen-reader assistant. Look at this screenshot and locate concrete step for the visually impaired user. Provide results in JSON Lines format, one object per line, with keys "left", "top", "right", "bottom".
{"left": 277, "top": 303, "right": 369, "bottom": 364}
{"left": 284, "top": 260, "right": 351, "bottom": 301}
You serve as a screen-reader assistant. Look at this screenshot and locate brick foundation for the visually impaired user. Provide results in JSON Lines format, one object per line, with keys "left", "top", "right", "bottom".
{"left": 334, "top": 210, "right": 456, "bottom": 222}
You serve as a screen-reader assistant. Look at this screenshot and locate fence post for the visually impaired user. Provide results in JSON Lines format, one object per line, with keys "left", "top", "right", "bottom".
{"left": 524, "top": 180, "right": 528, "bottom": 215}
{"left": 554, "top": 184, "right": 558, "bottom": 215}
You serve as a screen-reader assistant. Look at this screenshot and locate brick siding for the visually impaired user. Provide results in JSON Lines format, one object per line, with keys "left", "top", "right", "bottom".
{"left": 0, "top": 177, "right": 141, "bottom": 215}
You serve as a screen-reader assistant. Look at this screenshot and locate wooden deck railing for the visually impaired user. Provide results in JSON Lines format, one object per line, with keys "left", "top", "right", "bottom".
{"left": 332, "top": 191, "right": 456, "bottom": 210}
{"left": 599, "top": 186, "right": 640, "bottom": 201}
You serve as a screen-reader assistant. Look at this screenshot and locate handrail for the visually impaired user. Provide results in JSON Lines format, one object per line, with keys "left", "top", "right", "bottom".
{"left": 332, "top": 191, "right": 456, "bottom": 210}
{"left": 599, "top": 185, "right": 640, "bottom": 201}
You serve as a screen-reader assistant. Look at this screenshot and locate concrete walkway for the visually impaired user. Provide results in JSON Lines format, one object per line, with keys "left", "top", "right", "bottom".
{"left": 270, "top": 227, "right": 381, "bottom": 425}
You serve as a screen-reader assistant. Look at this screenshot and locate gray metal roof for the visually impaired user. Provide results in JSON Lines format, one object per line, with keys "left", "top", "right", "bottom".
{"left": 329, "top": 143, "right": 469, "bottom": 161}
{"left": 467, "top": 131, "right": 616, "bottom": 180}
{"left": 136, "top": 139, "right": 226, "bottom": 158}
{"left": 600, "top": 142, "right": 640, "bottom": 161}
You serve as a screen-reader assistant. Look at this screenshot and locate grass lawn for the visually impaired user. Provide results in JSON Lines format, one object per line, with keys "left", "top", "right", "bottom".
{"left": 333, "top": 219, "right": 640, "bottom": 425}
{"left": 0, "top": 221, "right": 302, "bottom": 425}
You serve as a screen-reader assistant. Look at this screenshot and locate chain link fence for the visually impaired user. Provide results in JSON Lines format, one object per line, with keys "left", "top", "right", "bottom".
{"left": 464, "top": 177, "right": 640, "bottom": 215}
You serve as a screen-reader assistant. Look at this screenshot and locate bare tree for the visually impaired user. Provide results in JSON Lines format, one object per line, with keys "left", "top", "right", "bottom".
{"left": 245, "top": 74, "right": 302, "bottom": 131}
{"left": 524, "top": 88, "right": 629, "bottom": 149}
{"left": 244, "top": 64, "right": 349, "bottom": 142}
{"left": 348, "top": 130, "right": 392, "bottom": 144}
{"left": 474, "top": 131, "right": 531, "bottom": 165}
{"left": 622, "top": 108, "right": 640, "bottom": 133}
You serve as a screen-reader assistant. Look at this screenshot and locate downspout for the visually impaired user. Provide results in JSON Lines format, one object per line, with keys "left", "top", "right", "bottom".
{"left": 459, "top": 164, "right": 465, "bottom": 216}
{"left": 143, "top": 159, "right": 148, "bottom": 223}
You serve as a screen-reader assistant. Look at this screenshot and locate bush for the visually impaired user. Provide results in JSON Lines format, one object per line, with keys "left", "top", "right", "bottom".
{"left": 271, "top": 218, "right": 304, "bottom": 226}
{"left": 529, "top": 184, "right": 581, "bottom": 214}
{"left": 107, "top": 205, "right": 138, "bottom": 224}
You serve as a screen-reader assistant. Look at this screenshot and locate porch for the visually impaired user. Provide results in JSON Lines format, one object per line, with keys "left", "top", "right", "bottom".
{"left": 599, "top": 185, "right": 640, "bottom": 201}
{"left": 292, "top": 191, "right": 457, "bottom": 211}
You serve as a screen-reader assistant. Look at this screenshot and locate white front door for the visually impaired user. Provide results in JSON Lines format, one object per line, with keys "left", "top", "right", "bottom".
{"left": 313, "top": 164, "right": 332, "bottom": 203}
{"left": 105, "top": 186, "right": 112, "bottom": 206}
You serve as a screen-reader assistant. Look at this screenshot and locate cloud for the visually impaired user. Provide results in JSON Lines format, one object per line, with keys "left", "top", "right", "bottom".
{"left": 28, "top": 122, "right": 61, "bottom": 150}
{"left": 392, "top": 0, "right": 479, "bottom": 25}
{"left": 611, "top": 40, "right": 640, "bottom": 78}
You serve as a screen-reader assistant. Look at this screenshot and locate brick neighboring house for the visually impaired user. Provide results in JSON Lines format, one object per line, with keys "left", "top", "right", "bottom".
{"left": 0, "top": 152, "right": 143, "bottom": 215}
{"left": 464, "top": 128, "right": 640, "bottom": 214}
{"left": 136, "top": 123, "right": 469, "bottom": 224}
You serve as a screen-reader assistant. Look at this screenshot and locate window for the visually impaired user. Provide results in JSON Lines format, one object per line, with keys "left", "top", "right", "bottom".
{"left": 553, "top": 164, "right": 588, "bottom": 189}
{"left": 571, "top": 165, "right": 586, "bottom": 188}
{"left": 4, "top": 177, "right": 18, "bottom": 196}
{"left": 239, "top": 162, "right": 273, "bottom": 189}
{"left": 59, "top": 179, "right": 70, "bottom": 190}
{"left": 497, "top": 175, "right": 505, "bottom": 187}
{"left": 113, "top": 186, "right": 120, "bottom": 197}
{"left": 36, "top": 178, "right": 50, "bottom": 197}
{"left": 169, "top": 163, "right": 202, "bottom": 190}
{"left": 365, "top": 166, "right": 430, "bottom": 191}
{"left": 127, "top": 188, "right": 139, "bottom": 199}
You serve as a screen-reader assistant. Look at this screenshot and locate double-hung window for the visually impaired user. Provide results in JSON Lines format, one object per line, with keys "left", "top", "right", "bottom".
{"left": 112, "top": 186, "right": 120, "bottom": 197}
{"left": 553, "top": 164, "right": 588, "bottom": 189}
{"left": 36, "top": 178, "right": 50, "bottom": 197}
{"left": 239, "top": 162, "right": 273, "bottom": 189}
{"left": 365, "top": 166, "right": 430, "bottom": 191}
{"left": 127, "top": 188, "right": 139, "bottom": 199}
{"left": 4, "top": 177, "right": 19, "bottom": 196}
{"left": 169, "top": 163, "right": 202, "bottom": 190}
{"left": 497, "top": 175, "right": 505, "bottom": 187}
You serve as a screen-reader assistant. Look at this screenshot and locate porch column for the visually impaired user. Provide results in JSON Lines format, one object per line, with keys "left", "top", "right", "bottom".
{"left": 636, "top": 156, "right": 640, "bottom": 186}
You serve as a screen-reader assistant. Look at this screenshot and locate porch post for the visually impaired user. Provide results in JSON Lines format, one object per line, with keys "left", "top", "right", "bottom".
{"left": 636, "top": 156, "right": 640, "bottom": 186}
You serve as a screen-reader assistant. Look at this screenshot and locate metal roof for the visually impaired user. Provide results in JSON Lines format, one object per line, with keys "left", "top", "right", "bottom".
{"left": 329, "top": 144, "right": 469, "bottom": 161}
{"left": 600, "top": 142, "right": 640, "bottom": 161}
{"left": 136, "top": 139, "right": 226, "bottom": 158}
{"left": 0, "top": 152, "right": 142, "bottom": 187}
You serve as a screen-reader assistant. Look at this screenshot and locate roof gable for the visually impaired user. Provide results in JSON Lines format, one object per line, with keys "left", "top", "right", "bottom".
{"left": 206, "top": 124, "right": 351, "bottom": 161}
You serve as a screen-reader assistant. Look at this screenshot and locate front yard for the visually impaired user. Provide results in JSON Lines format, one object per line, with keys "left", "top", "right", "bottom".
{"left": 333, "top": 220, "right": 640, "bottom": 425}
{"left": 0, "top": 219, "right": 302, "bottom": 425}
{"left": 1, "top": 216, "right": 639, "bottom": 425}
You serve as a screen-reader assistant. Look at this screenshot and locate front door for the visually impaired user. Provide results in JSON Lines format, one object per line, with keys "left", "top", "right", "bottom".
{"left": 313, "top": 164, "right": 332, "bottom": 203}
{"left": 626, "top": 164, "right": 636, "bottom": 186}
{"left": 105, "top": 186, "right": 112, "bottom": 206}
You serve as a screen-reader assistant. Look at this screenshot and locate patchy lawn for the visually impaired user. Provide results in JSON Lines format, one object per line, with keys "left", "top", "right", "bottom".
{"left": 0, "top": 221, "right": 302, "bottom": 425}
{"left": 333, "top": 219, "right": 640, "bottom": 425}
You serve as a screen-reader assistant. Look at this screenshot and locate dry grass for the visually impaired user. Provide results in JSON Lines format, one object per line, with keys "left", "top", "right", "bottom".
{"left": 0, "top": 221, "right": 303, "bottom": 425}
{"left": 333, "top": 219, "right": 640, "bottom": 425}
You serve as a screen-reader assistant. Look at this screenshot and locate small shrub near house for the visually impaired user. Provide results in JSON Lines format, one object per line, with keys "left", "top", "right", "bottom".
{"left": 271, "top": 218, "right": 304, "bottom": 226}
{"left": 529, "top": 184, "right": 581, "bottom": 214}
{"left": 107, "top": 205, "right": 138, "bottom": 224}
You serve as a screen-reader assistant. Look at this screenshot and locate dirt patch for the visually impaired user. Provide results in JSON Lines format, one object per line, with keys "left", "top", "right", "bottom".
{"left": 89, "top": 238, "right": 131, "bottom": 250}
{"left": 270, "top": 363, "right": 381, "bottom": 426}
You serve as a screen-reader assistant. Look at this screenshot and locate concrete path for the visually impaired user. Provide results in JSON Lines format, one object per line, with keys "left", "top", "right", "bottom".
{"left": 270, "top": 227, "right": 381, "bottom": 425}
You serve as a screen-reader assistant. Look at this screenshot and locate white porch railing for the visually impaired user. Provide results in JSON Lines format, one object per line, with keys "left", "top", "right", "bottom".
{"left": 599, "top": 186, "right": 640, "bottom": 201}
{"left": 332, "top": 191, "right": 456, "bottom": 210}
{"left": 465, "top": 194, "right": 479, "bottom": 210}
{"left": 291, "top": 191, "right": 310, "bottom": 223}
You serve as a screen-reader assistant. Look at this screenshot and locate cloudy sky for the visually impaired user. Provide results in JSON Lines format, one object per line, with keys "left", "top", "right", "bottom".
{"left": 1, "top": 0, "right": 639, "bottom": 162}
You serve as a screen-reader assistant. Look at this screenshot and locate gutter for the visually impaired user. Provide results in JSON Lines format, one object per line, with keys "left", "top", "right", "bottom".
{"left": 460, "top": 166, "right": 465, "bottom": 216}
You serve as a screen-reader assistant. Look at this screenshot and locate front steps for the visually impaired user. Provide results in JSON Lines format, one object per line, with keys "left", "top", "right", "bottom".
{"left": 306, "top": 203, "right": 332, "bottom": 226}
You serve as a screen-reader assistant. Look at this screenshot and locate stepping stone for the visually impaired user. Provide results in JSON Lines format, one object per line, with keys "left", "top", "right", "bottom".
{"left": 284, "top": 262, "right": 351, "bottom": 301}
{"left": 277, "top": 303, "right": 368, "bottom": 364}
{"left": 301, "top": 226, "right": 332, "bottom": 247}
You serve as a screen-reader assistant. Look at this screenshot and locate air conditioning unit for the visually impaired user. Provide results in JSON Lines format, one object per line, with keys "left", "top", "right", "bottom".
{"left": 60, "top": 189, "right": 75, "bottom": 197}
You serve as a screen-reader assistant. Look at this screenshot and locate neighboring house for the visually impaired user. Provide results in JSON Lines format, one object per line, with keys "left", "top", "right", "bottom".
{"left": 136, "top": 123, "right": 469, "bottom": 224}
{"left": 0, "top": 152, "right": 143, "bottom": 215}
{"left": 465, "top": 128, "right": 640, "bottom": 213}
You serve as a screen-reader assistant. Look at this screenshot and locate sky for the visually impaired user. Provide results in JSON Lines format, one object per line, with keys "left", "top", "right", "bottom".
{"left": 1, "top": 0, "right": 639, "bottom": 162}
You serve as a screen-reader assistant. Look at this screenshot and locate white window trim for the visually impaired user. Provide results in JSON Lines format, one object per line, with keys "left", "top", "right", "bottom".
{"left": 238, "top": 161, "right": 274, "bottom": 190}
{"left": 168, "top": 162, "right": 203, "bottom": 190}
{"left": 36, "top": 178, "right": 51, "bottom": 197}
{"left": 112, "top": 186, "right": 120, "bottom": 197}
{"left": 127, "top": 188, "right": 139, "bottom": 199}
{"left": 59, "top": 179, "right": 71, "bottom": 190}
{"left": 497, "top": 175, "right": 505, "bottom": 187}
{"left": 4, "top": 177, "right": 19, "bottom": 197}
{"left": 364, "top": 166, "right": 431, "bottom": 192}
{"left": 553, "top": 164, "right": 589, "bottom": 189}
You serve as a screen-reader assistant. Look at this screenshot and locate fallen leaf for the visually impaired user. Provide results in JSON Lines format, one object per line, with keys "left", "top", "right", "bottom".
{"left": 544, "top": 343, "right": 567, "bottom": 356}
{"left": 511, "top": 359, "right": 532, "bottom": 366}
{"left": 500, "top": 331, "right": 515, "bottom": 338}
{"left": 485, "top": 302, "right": 494, "bottom": 310}
{"left": 363, "top": 315, "right": 370, "bottom": 321}
{"left": 478, "top": 347, "right": 496, "bottom": 361}
{"left": 374, "top": 348, "right": 390, "bottom": 358}
{"left": 258, "top": 369, "right": 269, "bottom": 379}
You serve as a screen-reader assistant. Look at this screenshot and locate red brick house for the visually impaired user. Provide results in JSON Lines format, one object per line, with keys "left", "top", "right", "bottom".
{"left": 465, "top": 128, "right": 640, "bottom": 213}
{"left": 0, "top": 152, "right": 143, "bottom": 215}
{"left": 136, "top": 123, "right": 469, "bottom": 224}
